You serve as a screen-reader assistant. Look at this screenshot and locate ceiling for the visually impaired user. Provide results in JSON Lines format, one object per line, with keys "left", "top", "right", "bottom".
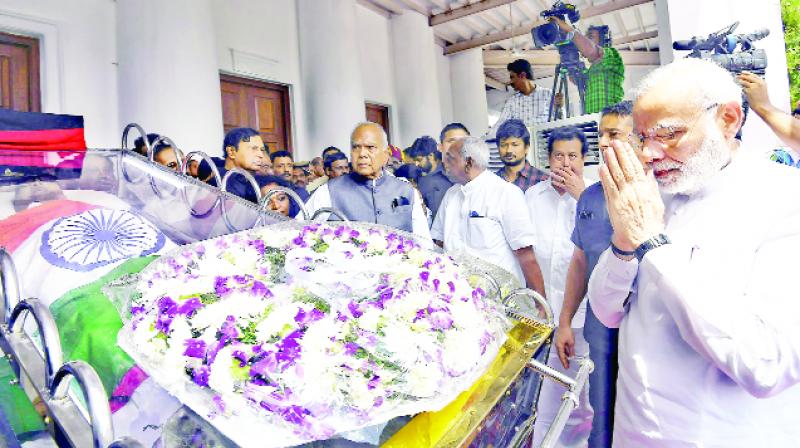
{"left": 357, "top": 0, "right": 660, "bottom": 88}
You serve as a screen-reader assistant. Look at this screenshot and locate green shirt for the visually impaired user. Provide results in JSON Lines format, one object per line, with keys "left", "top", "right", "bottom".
{"left": 584, "top": 47, "right": 625, "bottom": 114}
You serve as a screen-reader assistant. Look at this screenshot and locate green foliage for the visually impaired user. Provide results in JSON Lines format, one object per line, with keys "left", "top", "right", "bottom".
{"left": 784, "top": 0, "right": 800, "bottom": 107}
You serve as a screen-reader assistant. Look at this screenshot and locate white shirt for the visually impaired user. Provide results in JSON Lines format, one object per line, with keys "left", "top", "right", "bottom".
{"left": 525, "top": 179, "right": 586, "bottom": 328}
{"left": 431, "top": 170, "right": 536, "bottom": 284}
{"left": 588, "top": 153, "right": 800, "bottom": 447}
{"left": 303, "top": 181, "right": 433, "bottom": 245}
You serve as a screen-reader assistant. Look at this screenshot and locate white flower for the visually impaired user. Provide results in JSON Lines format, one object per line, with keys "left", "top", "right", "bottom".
{"left": 255, "top": 304, "right": 299, "bottom": 341}
{"left": 209, "top": 346, "right": 237, "bottom": 394}
{"left": 404, "top": 362, "right": 443, "bottom": 398}
{"left": 357, "top": 308, "right": 382, "bottom": 333}
{"left": 440, "top": 330, "right": 481, "bottom": 376}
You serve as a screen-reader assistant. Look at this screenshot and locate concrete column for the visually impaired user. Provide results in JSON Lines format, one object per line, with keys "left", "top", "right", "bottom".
{"left": 659, "top": 0, "right": 791, "bottom": 154}
{"left": 449, "top": 48, "right": 489, "bottom": 136}
{"left": 297, "top": 0, "right": 365, "bottom": 157}
{"left": 391, "top": 11, "right": 443, "bottom": 146}
{"left": 116, "top": 0, "right": 223, "bottom": 154}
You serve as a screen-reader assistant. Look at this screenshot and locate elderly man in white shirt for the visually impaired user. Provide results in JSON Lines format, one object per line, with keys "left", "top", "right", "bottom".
{"left": 431, "top": 136, "right": 546, "bottom": 297}
{"left": 589, "top": 57, "right": 800, "bottom": 447}
{"left": 526, "top": 126, "right": 594, "bottom": 447}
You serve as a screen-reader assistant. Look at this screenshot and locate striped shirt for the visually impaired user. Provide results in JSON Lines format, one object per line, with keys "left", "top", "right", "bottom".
{"left": 490, "top": 85, "right": 554, "bottom": 136}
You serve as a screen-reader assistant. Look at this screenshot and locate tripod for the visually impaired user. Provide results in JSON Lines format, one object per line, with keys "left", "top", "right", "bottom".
{"left": 547, "top": 63, "right": 587, "bottom": 121}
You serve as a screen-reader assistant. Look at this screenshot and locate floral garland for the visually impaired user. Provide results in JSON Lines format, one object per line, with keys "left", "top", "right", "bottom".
{"left": 124, "top": 223, "right": 509, "bottom": 445}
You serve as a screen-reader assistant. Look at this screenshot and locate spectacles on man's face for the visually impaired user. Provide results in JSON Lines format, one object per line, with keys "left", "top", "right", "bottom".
{"left": 634, "top": 103, "right": 719, "bottom": 149}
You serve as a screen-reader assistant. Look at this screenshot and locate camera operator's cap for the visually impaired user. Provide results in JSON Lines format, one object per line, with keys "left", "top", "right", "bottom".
{"left": 293, "top": 161, "right": 310, "bottom": 170}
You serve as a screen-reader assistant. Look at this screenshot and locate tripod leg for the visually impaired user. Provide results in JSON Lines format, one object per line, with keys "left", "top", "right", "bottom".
{"left": 549, "top": 65, "right": 562, "bottom": 122}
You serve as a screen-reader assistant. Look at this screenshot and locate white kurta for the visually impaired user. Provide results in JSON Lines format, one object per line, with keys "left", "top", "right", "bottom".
{"left": 526, "top": 179, "right": 593, "bottom": 448}
{"left": 431, "top": 170, "right": 536, "bottom": 284}
{"left": 302, "top": 182, "right": 433, "bottom": 245}
{"left": 525, "top": 179, "right": 588, "bottom": 328}
{"left": 588, "top": 153, "right": 800, "bottom": 447}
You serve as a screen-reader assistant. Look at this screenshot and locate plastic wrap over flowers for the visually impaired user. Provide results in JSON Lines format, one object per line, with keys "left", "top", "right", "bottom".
{"left": 118, "top": 222, "right": 511, "bottom": 447}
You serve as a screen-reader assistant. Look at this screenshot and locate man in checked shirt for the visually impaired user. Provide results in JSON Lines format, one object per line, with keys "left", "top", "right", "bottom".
{"left": 489, "top": 59, "right": 561, "bottom": 136}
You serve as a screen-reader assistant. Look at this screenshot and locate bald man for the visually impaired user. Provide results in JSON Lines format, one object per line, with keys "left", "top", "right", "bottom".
{"left": 304, "top": 122, "right": 432, "bottom": 244}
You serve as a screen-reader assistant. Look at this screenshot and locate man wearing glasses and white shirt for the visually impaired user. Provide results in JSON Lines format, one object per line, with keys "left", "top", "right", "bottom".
{"left": 431, "top": 136, "right": 546, "bottom": 297}
{"left": 525, "top": 126, "right": 593, "bottom": 447}
{"left": 590, "top": 58, "right": 800, "bottom": 446}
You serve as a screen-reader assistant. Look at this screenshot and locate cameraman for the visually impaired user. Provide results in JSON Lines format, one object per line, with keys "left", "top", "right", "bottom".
{"left": 550, "top": 18, "right": 624, "bottom": 114}
{"left": 739, "top": 71, "right": 800, "bottom": 151}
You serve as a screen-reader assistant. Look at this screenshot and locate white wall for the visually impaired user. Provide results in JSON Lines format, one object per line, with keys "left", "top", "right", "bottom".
{"left": 0, "top": 0, "right": 118, "bottom": 148}
{"left": 212, "top": 0, "right": 308, "bottom": 159}
{"left": 355, "top": 4, "right": 400, "bottom": 145}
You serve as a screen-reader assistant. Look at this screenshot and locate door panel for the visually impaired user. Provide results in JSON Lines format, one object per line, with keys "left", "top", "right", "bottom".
{"left": 219, "top": 74, "right": 292, "bottom": 154}
{"left": 0, "top": 32, "right": 40, "bottom": 112}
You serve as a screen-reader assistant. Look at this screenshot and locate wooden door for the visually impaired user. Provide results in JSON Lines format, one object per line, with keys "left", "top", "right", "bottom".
{"left": 365, "top": 102, "right": 390, "bottom": 143}
{"left": 220, "top": 74, "right": 292, "bottom": 153}
{"left": 0, "top": 32, "right": 40, "bottom": 112}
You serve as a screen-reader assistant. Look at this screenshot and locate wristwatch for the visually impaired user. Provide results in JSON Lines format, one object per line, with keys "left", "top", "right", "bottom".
{"left": 635, "top": 234, "right": 671, "bottom": 262}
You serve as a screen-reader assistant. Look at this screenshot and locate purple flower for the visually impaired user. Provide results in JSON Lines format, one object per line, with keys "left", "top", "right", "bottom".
{"left": 251, "top": 281, "right": 271, "bottom": 298}
{"left": 344, "top": 251, "right": 354, "bottom": 259}
{"left": 155, "top": 315, "right": 173, "bottom": 334}
{"left": 280, "top": 405, "right": 309, "bottom": 425}
{"left": 275, "top": 330, "right": 304, "bottom": 368}
{"left": 292, "top": 235, "right": 308, "bottom": 248}
{"left": 447, "top": 281, "right": 456, "bottom": 293}
{"left": 419, "top": 271, "right": 430, "bottom": 282}
{"left": 334, "top": 226, "right": 345, "bottom": 238}
{"left": 219, "top": 316, "right": 239, "bottom": 341}
{"left": 191, "top": 365, "right": 210, "bottom": 387}
{"left": 213, "top": 395, "right": 226, "bottom": 413}
{"left": 472, "top": 287, "right": 486, "bottom": 300}
{"left": 367, "top": 375, "right": 381, "bottom": 390}
{"left": 232, "top": 349, "right": 248, "bottom": 366}
{"left": 336, "top": 312, "right": 349, "bottom": 322}
{"left": 214, "top": 276, "right": 231, "bottom": 296}
{"left": 478, "top": 331, "right": 492, "bottom": 354}
{"left": 250, "top": 352, "right": 278, "bottom": 378}
{"left": 428, "top": 310, "right": 454, "bottom": 330}
{"left": 344, "top": 342, "right": 360, "bottom": 356}
{"left": 348, "top": 301, "right": 363, "bottom": 318}
{"left": 350, "top": 230, "right": 361, "bottom": 239}
{"left": 130, "top": 304, "right": 145, "bottom": 316}
{"left": 183, "top": 339, "right": 207, "bottom": 358}
{"left": 157, "top": 296, "right": 177, "bottom": 316}
{"left": 249, "top": 239, "right": 266, "bottom": 256}
{"left": 233, "top": 275, "right": 249, "bottom": 285}
{"left": 433, "top": 278, "right": 441, "bottom": 291}
{"left": 177, "top": 298, "right": 203, "bottom": 317}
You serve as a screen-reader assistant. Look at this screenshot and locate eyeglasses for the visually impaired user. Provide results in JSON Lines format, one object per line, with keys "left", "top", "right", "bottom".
{"left": 634, "top": 103, "right": 719, "bottom": 149}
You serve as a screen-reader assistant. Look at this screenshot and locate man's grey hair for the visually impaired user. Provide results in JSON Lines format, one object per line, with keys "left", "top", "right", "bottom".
{"left": 460, "top": 136, "right": 490, "bottom": 170}
{"left": 634, "top": 58, "right": 742, "bottom": 109}
{"left": 351, "top": 121, "right": 388, "bottom": 148}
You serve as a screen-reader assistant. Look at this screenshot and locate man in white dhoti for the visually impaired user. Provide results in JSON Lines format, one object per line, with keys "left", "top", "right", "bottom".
{"left": 588, "top": 57, "right": 800, "bottom": 447}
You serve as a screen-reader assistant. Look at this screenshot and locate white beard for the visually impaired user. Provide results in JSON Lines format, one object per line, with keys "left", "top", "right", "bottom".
{"left": 651, "top": 127, "right": 731, "bottom": 195}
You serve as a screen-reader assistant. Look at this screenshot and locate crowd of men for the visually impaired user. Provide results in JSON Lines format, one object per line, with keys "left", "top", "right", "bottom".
{"left": 125, "top": 51, "right": 800, "bottom": 447}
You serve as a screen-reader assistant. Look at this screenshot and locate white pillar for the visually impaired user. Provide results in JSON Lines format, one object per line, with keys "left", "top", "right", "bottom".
{"left": 449, "top": 48, "right": 489, "bottom": 136}
{"left": 116, "top": 0, "right": 223, "bottom": 155}
{"left": 297, "top": 0, "right": 365, "bottom": 158}
{"left": 391, "top": 11, "right": 443, "bottom": 146}
{"left": 660, "top": 0, "right": 791, "bottom": 154}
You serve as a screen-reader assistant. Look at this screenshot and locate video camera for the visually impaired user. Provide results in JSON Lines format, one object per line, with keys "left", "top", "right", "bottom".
{"left": 672, "top": 22, "right": 769, "bottom": 76}
{"left": 532, "top": 1, "right": 580, "bottom": 48}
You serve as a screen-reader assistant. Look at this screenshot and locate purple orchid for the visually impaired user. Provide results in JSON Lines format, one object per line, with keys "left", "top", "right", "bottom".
{"left": 183, "top": 339, "right": 207, "bottom": 358}
{"left": 191, "top": 365, "right": 210, "bottom": 387}
{"left": 214, "top": 276, "right": 231, "bottom": 296}
{"left": 251, "top": 280, "right": 272, "bottom": 298}
{"left": 367, "top": 375, "right": 381, "bottom": 390}
{"left": 428, "top": 310, "right": 454, "bottom": 331}
{"left": 177, "top": 298, "right": 203, "bottom": 317}
{"left": 347, "top": 301, "right": 363, "bottom": 318}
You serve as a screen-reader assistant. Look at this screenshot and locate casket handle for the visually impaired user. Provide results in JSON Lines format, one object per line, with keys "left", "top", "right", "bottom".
{"left": 220, "top": 168, "right": 263, "bottom": 232}
{"left": 310, "top": 207, "right": 349, "bottom": 223}
{"left": 145, "top": 135, "right": 185, "bottom": 199}
{"left": 180, "top": 151, "right": 223, "bottom": 217}
{"left": 527, "top": 357, "right": 594, "bottom": 448}
{"left": 0, "top": 248, "right": 21, "bottom": 325}
{"left": 120, "top": 123, "right": 151, "bottom": 184}
{"left": 503, "top": 288, "right": 553, "bottom": 327}
{"left": 8, "top": 299, "right": 64, "bottom": 388}
{"left": 49, "top": 361, "right": 115, "bottom": 448}
{"left": 259, "top": 187, "right": 310, "bottom": 222}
